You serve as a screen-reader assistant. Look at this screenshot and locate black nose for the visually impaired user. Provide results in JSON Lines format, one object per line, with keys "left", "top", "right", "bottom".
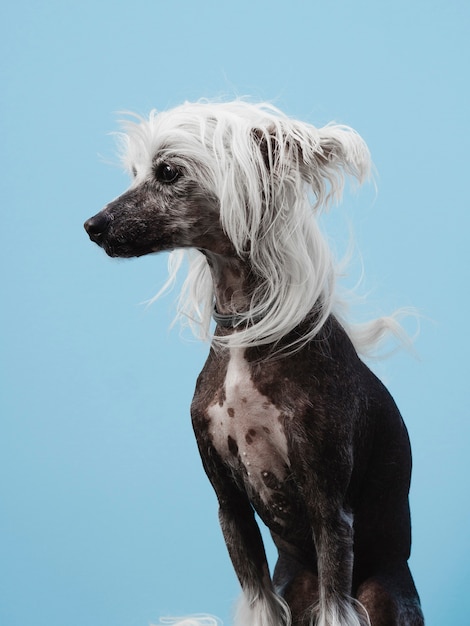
{"left": 84, "top": 212, "right": 111, "bottom": 244}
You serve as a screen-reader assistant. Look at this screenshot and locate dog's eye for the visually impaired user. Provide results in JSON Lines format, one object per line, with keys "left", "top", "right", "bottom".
{"left": 154, "top": 162, "right": 180, "bottom": 184}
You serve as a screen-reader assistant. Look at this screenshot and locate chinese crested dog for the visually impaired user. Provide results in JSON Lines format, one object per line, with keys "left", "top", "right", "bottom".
{"left": 84, "top": 101, "right": 424, "bottom": 626}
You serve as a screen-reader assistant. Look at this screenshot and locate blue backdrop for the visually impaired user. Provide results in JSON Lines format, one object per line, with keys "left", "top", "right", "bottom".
{"left": 1, "top": 1, "right": 468, "bottom": 625}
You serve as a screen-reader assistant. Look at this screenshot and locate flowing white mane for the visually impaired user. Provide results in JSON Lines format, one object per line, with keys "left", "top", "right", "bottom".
{"left": 118, "top": 101, "right": 405, "bottom": 354}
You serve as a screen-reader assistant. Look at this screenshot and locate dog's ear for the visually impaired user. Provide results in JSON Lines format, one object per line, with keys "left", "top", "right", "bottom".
{"left": 315, "top": 124, "right": 370, "bottom": 181}
{"left": 252, "top": 122, "right": 371, "bottom": 209}
{"left": 298, "top": 123, "right": 371, "bottom": 208}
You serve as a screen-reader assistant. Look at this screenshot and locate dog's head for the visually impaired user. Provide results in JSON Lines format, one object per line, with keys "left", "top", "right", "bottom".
{"left": 84, "top": 101, "right": 370, "bottom": 260}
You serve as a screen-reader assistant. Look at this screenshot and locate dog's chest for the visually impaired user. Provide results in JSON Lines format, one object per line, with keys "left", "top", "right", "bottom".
{"left": 206, "top": 348, "right": 291, "bottom": 516}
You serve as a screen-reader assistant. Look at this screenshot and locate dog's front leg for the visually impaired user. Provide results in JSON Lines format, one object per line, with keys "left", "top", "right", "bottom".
{"left": 217, "top": 490, "right": 291, "bottom": 626}
{"left": 198, "top": 439, "right": 290, "bottom": 626}
{"left": 310, "top": 505, "right": 369, "bottom": 626}
{"left": 293, "top": 443, "right": 368, "bottom": 626}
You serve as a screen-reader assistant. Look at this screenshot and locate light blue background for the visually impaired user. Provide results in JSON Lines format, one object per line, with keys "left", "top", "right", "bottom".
{"left": 1, "top": 1, "right": 468, "bottom": 625}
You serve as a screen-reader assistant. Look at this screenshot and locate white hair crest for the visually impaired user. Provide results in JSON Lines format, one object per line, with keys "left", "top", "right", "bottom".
{"left": 120, "top": 101, "right": 406, "bottom": 355}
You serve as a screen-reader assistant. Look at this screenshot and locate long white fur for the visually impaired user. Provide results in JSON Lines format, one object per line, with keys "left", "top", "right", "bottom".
{"left": 233, "top": 588, "right": 291, "bottom": 626}
{"left": 315, "top": 599, "right": 371, "bottom": 626}
{"left": 154, "top": 617, "right": 222, "bottom": 626}
{"left": 117, "top": 100, "right": 406, "bottom": 355}
{"left": 152, "top": 588, "right": 292, "bottom": 626}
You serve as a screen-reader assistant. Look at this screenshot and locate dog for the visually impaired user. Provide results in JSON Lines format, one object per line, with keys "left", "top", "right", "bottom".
{"left": 84, "top": 101, "right": 424, "bottom": 626}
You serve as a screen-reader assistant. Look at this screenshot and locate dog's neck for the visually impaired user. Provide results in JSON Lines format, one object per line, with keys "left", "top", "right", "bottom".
{"left": 203, "top": 251, "right": 255, "bottom": 321}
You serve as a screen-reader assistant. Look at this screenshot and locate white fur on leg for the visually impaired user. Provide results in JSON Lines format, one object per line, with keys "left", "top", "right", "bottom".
{"left": 154, "top": 615, "right": 222, "bottom": 626}
{"left": 314, "top": 597, "right": 371, "bottom": 626}
{"left": 234, "top": 589, "right": 291, "bottom": 626}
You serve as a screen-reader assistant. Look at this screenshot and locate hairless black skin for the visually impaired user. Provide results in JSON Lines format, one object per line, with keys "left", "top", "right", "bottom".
{"left": 84, "top": 134, "right": 424, "bottom": 625}
{"left": 191, "top": 319, "right": 422, "bottom": 624}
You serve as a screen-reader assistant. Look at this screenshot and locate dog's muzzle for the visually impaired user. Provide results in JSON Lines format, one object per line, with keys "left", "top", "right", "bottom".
{"left": 84, "top": 212, "right": 111, "bottom": 246}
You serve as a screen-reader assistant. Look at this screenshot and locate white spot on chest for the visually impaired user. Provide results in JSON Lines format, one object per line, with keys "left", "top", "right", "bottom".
{"left": 208, "top": 348, "right": 290, "bottom": 504}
